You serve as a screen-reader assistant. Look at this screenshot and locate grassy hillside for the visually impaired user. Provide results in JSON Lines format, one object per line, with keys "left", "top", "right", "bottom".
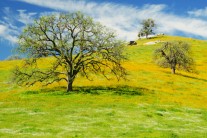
{"left": 0, "top": 35, "right": 207, "bottom": 137}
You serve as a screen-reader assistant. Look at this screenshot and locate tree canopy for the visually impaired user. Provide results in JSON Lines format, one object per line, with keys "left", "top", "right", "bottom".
{"left": 13, "top": 12, "right": 127, "bottom": 92}
{"left": 138, "top": 18, "right": 156, "bottom": 39}
{"left": 153, "top": 41, "right": 195, "bottom": 74}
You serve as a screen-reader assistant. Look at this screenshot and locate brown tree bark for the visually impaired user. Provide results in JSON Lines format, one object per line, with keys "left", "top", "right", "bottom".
{"left": 67, "top": 80, "right": 73, "bottom": 92}
{"left": 171, "top": 68, "right": 175, "bottom": 74}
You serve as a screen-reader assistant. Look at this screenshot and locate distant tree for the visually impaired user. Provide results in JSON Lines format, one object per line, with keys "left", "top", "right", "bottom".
{"left": 138, "top": 18, "right": 156, "bottom": 39}
{"left": 13, "top": 12, "right": 127, "bottom": 92}
{"left": 153, "top": 41, "right": 195, "bottom": 74}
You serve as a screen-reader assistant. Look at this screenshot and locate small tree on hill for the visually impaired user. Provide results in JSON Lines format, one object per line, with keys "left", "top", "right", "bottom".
{"left": 153, "top": 41, "right": 195, "bottom": 74}
{"left": 13, "top": 12, "right": 127, "bottom": 92}
{"left": 138, "top": 18, "right": 156, "bottom": 39}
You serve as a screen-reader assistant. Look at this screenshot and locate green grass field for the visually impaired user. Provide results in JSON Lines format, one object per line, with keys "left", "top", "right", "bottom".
{"left": 0, "top": 35, "right": 207, "bottom": 137}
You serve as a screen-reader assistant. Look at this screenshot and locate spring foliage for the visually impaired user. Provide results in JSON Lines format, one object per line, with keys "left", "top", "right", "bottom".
{"left": 154, "top": 41, "right": 195, "bottom": 74}
{"left": 138, "top": 18, "right": 156, "bottom": 39}
{"left": 13, "top": 12, "right": 127, "bottom": 92}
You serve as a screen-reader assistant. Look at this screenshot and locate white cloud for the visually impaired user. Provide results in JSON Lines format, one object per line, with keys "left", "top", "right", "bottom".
{"left": 0, "top": 7, "right": 37, "bottom": 44}
{"left": 16, "top": 0, "right": 207, "bottom": 40}
{"left": 134, "top": 5, "right": 207, "bottom": 38}
{"left": 6, "top": 35, "right": 18, "bottom": 43}
{"left": 0, "top": 7, "right": 19, "bottom": 44}
{"left": 0, "top": 24, "right": 18, "bottom": 43}
{"left": 188, "top": 7, "right": 207, "bottom": 17}
{"left": 15, "top": 0, "right": 168, "bottom": 40}
{"left": 0, "top": 0, "right": 203, "bottom": 43}
{"left": 2, "top": 7, "right": 36, "bottom": 25}
{"left": 0, "top": 25, "right": 7, "bottom": 35}
{"left": 17, "top": 10, "right": 37, "bottom": 24}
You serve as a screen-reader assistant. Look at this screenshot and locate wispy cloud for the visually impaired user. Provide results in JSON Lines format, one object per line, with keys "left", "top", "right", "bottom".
{"left": 0, "top": 7, "right": 37, "bottom": 44}
{"left": 0, "top": 22, "right": 18, "bottom": 43}
{"left": 17, "top": 10, "right": 37, "bottom": 24}
{"left": 188, "top": 7, "right": 207, "bottom": 17}
{"left": 0, "top": 25, "right": 18, "bottom": 44}
{"left": 0, "top": 27, "right": 18, "bottom": 43}
{"left": 15, "top": 0, "right": 207, "bottom": 41}
{"left": 14, "top": 1, "right": 168, "bottom": 40}
{"left": 0, "top": 25, "right": 7, "bottom": 35}
{"left": 16, "top": 0, "right": 142, "bottom": 40}
{"left": 1, "top": 0, "right": 207, "bottom": 45}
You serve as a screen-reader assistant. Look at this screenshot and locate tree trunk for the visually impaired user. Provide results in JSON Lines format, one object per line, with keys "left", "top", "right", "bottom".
{"left": 171, "top": 68, "right": 175, "bottom": 74}
{"left": 67, "top": 80, "right": 73, "bottom": 92}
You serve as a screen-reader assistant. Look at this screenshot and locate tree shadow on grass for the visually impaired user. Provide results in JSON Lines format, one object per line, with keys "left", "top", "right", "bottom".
{"left": 176, "top": 73, "right": 207, "bottom": 82}
{"left": 23, "top": 85, "right": 154, "bottom": 96}
{"left": 23, "top": 86, "right": 67, "bottom": 95}
{"left": 163, "top": 71, "right": 207, "bottom": 82}
{"left": 75, "top": 85, "right": 154, "bottom": 96}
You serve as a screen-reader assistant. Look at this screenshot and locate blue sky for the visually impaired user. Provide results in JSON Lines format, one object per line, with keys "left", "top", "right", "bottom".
{"left": 1, "top": 0, "right": 207, "bottom": 60}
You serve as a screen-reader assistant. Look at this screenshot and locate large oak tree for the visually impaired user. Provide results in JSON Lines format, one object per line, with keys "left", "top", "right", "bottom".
{"left": 14, "top": 12, "right": 127, "bottom": 92}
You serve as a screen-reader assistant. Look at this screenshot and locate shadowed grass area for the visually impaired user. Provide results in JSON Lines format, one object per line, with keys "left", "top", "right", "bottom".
{"left": 30, "top": 86, "right": 152, "bottom": 96}
{"left": 175, "top": 73, "right": 207, "bottom": 82}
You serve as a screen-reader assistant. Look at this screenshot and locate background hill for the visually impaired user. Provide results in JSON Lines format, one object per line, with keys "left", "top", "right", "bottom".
{"left": 0, "top": 35, "right": 207, "bottom": 137}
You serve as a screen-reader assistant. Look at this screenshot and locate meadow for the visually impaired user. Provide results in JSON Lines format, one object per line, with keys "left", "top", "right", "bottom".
{"left": 0, "top": 35, "right": 207, "bottom": 137}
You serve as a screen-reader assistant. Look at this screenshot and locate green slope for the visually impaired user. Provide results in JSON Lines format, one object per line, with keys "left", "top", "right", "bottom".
{"left": 0, "top": 35, "right": 207, "bottom": 137}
